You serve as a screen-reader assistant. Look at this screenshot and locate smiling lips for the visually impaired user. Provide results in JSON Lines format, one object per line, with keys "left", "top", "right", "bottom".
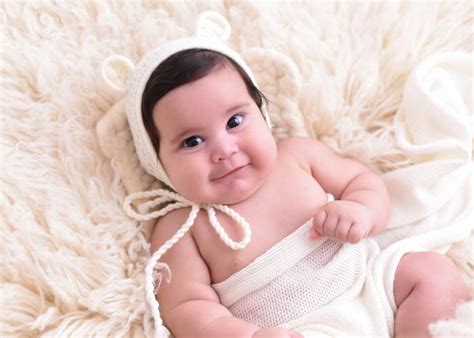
{"left": 212, "top": 164, "right": 248, "bottom": 181}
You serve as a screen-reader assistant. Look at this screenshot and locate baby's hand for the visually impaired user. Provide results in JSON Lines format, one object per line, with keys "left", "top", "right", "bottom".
{"left": 311, "top": 200, "right": 374, "bottom": 244}
{"left": 252, "top": 327, "right": 303, "bottom": 338}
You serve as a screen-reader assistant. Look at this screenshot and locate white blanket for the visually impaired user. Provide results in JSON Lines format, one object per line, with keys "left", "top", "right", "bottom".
{"left": 1, "top": 1, "right": 472, "bottom": 337}
{"left": 377, "top": 52, "right": 473, "bottom": 253}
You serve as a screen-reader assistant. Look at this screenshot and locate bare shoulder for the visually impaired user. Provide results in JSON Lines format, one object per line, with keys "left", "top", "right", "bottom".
{"left": 149, "top": 207, "right": 212, "bottom": 285}
{"left": 150, "top": 207, "right": 190, "bottom": 252}
{"left": 150, "top": 206, "right": 207, "bottom": 254}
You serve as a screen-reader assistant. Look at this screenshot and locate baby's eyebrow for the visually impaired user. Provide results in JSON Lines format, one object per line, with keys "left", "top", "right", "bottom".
{"left": 171, "top": 126, "right": 201, "bottom": 145}
{"left": 226, "top": 102, "right": 250, "bottom": 114}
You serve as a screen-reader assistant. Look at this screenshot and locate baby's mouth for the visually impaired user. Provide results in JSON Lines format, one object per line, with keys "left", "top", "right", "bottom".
{"left": 211, "top": 164, "right": 248, "bottom": 181}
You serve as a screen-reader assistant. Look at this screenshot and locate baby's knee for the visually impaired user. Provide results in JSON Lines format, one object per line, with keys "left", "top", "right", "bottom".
{"left": 401, "top": 251, "right": 468, "bottom": 301}
{"left": 394, "top": 252, "right": 470, "bottom": 338}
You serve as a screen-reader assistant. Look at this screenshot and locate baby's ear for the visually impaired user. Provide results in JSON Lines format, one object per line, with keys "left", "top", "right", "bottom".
{"left": 96, "top": 98, "right": 161, "bottom": 196}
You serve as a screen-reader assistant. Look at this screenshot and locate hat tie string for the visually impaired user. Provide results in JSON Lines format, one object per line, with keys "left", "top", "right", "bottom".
{"left": 123, "top": 188, "right": 252, "bottom": 336}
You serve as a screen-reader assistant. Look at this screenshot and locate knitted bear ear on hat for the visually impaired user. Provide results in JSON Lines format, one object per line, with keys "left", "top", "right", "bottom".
{"left": 101, "top": 55, "right": 135, "bottom": 95}
{"left": 240, "top": 48, "right": 306, "bottom": 141}
{"left": 195, "top": 10, "right": 231, "bottom": 41}
{"left": 96, "top": 56, "right": 161, "bottom": 196}
{"left": 96, "top": 98, "right": 162, "bottom": 196}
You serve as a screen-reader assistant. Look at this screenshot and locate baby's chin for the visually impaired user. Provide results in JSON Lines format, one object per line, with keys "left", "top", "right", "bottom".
{"left": 182, "top": 191, "right": 252, "bottom": 206}
{"left": 179, "top": 182, "right": 261, "bottom": 206}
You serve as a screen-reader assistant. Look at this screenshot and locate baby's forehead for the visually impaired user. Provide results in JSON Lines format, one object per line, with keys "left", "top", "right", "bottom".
{"left": 153, "top": 65, "right": 251, "bottom": 116}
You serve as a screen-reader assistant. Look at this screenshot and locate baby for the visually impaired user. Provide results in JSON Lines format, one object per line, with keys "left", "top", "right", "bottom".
{"left": 124, "top": 36, "right": 468, "bottom": 338}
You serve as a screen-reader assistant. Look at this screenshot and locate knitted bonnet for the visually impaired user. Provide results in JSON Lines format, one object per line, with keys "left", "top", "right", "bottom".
{"left": 103, "top": 11, "right": 271, "bottom": 190}
{"left": 101, "top": 11, "right": 270, "bottom": 338}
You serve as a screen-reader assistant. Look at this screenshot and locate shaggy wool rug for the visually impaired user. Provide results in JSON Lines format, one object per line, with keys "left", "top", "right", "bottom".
{"left": 1, "top": 1, "right": 472, "bottom": 337}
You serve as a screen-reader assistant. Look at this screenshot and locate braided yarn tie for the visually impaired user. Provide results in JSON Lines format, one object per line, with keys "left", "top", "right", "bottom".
{"left": 123, "top": 189, "right": 252, "bottom": 337}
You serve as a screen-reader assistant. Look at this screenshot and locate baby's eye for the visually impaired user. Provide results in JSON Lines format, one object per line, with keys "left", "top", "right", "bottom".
{"left": 182, "top": 136, "right": 203, "bottom": 148}
{"left": 226, "top": 114, "right": 244, "bottom": 129}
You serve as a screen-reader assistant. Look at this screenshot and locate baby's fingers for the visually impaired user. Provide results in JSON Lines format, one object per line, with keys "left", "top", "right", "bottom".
{"left": 347, "top": 223, "right": 369, "bottom": 244}
{"left": 311, "top": 209, "right": 326, "bottom": 239}
{"left": 309, "top": 228, "right": 320, "bottom": 240}
{"left": 313, "top": 208, "right": 341, "bottom": 240}
{"left": 321, "top": 210, "right": 339, "bottom": 238}
{"left": 334, "top": 219, "right": 352, "bottom": 242}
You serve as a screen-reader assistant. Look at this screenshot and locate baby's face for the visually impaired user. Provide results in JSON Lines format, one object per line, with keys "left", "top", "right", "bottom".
{"left": 153, "top": 65, "right": 277, "bottom": 205}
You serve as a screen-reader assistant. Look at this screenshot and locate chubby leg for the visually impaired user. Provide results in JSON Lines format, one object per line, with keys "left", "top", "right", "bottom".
{"left": 394, "top": 251, "right": 469, "bottom": 338}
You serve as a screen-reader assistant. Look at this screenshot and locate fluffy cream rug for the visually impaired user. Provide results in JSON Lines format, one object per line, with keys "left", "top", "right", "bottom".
{"left": 1, "top": 1, "right": 472, "bottom": 337}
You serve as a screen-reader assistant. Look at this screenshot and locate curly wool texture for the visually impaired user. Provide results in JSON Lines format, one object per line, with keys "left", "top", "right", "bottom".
{"left": 1, "top": 1, "right": 472, "bottom": 337}
{"left": 429, "top": 301, "right": 474, "bottom": 337}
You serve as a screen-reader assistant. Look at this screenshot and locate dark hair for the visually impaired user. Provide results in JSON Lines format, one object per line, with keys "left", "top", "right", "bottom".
{"left": 141, "top": 48, "right": 267, "bottom": 151}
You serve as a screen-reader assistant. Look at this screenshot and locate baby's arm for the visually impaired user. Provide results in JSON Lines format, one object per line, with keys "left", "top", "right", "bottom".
{"left": 150, "top": 210, "right": 301, "bottom": 338}
{"left": 283, "top": 137, "right": 390, "bottom": 243}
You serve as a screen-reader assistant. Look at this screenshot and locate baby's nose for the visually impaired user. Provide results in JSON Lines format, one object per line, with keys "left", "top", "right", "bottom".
{"left": 211, "top": 137, "right": 238, "bottom": 162}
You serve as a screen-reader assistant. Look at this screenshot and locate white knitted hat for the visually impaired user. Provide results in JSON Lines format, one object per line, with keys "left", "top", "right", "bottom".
{"left": 102, "top": 11, "right": 271, "bottom": 190}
